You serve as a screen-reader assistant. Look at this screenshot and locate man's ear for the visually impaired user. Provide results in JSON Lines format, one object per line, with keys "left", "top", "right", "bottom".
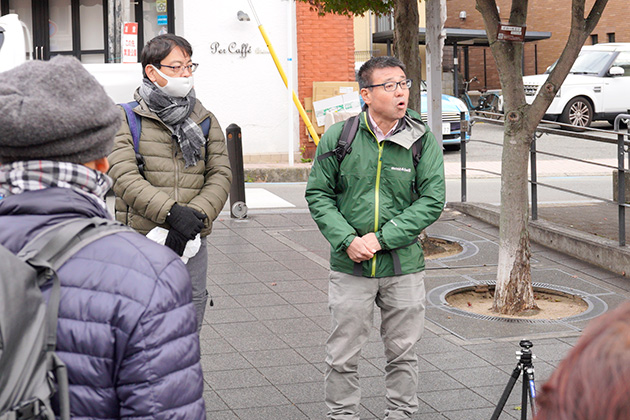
{"left": 83, "top": 157, "right": 110, "bottom": 173}
{"left": 145, "top": 64, "right": 159, "bottom": 83}
{"left": 360, "top": 88, "right": 372, "bottom": 107}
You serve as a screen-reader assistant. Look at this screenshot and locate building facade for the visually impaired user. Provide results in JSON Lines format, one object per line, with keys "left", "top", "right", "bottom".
{"left": 1, "top": 0, "right": 356, "bottom": 163}
{"left": 445, "top": 0, "right": 630, "bottom": 91}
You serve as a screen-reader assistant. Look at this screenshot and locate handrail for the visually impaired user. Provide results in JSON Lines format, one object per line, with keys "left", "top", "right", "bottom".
{"left": 459, "top": 114, "right": 630, "bottom": 246}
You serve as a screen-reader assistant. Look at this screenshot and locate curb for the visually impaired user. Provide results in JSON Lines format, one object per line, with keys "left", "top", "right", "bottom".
{"left": 448, "top": 201, "right": 630, "bottom": 277}
{"left": 244, "top": 165, "right": 311, "bottom": 183}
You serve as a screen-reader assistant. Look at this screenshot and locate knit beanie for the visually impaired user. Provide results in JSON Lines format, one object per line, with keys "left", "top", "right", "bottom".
{"left": 0, "top": 56, "right": 121, "bottom": 164}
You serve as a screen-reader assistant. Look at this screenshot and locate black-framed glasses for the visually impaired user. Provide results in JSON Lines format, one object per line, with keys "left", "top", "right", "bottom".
{"left": 157, "top": 63, "right": 199, "bottom": 74}
{"left": 365, "top": 78, "right": 412, "bottom": 92}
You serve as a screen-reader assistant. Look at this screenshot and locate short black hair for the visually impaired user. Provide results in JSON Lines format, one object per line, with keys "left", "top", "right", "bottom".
{"left": 357, "top": 56, "right": 406, "bottom": 89}
{"left": 140, "top": 34, "right": 193, "bottom": 78}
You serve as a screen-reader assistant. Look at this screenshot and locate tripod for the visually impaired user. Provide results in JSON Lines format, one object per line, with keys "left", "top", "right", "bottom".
{"left": 490, "top": 340, "right": 538, "bottom": 420}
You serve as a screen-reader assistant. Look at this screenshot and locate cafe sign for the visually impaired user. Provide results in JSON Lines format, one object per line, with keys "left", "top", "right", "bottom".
{"left": 210, "top": 42, "right": 252, "bottom": 58}
{"left": 497, "top": 23, "right": 525, "bottom": 42}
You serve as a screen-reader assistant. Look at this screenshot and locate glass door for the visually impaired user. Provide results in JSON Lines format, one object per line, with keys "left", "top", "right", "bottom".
{"left": 4, "top": 0, "right": 106, "bottom": 62}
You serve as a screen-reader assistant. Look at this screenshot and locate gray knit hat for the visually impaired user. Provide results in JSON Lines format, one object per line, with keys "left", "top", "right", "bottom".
{"left": 0, "top": 56, "right": 121, "bottom": 164}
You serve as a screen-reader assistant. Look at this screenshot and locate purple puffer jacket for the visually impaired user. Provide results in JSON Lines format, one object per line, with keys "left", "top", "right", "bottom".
{"left": 0, "top": 188, "right": 205, "bottom": 420}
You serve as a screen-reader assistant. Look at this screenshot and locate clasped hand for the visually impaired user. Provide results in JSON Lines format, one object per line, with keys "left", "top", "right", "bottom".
{"left": 346, "top": 232, "right": 382, "bottom": 263}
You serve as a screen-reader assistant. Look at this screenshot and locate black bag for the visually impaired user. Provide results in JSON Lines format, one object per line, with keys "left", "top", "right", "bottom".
{"left": 0, "top": 217, "right": 131, "bottom": 420}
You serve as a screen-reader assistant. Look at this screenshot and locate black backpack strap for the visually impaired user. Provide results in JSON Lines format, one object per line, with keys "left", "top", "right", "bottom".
{"left": 412, "top": 137, "right": 424, "bottom": 168}
{"left": 16, "top": 218, "right": 131, "bottom": 420}
{"left": 317, "top": 115, "right": 361, "bottom": 163}
{"left": 18, "top": 218, "right": 131, "bottom": 351}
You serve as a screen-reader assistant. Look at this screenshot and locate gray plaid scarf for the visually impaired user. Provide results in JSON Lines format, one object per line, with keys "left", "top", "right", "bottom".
{"left": 0, "top": 160, "right": 112, "bottom": 209}
{"left": 138, "top": 78, "right": 206, "bottom": 168}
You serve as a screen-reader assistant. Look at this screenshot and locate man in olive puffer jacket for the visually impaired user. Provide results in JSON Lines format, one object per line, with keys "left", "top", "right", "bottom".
{"left": 108, "top": 34, "right": 232, "bottom": 332}
{"left": 306, "top": 56, "right": 445, "bottom": 420}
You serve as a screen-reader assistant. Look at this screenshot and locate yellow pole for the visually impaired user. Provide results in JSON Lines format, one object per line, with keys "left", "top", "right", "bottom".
{"left": 252, "top": 16, "right": 320, "bottom": 144}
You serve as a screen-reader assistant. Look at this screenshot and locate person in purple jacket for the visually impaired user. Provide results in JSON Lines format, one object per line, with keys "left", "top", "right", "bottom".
{"left": 0, "top": 56, "right": 205, "bottom": 419}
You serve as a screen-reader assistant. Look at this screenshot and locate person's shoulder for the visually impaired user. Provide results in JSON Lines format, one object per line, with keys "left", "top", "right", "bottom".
{"left": 83, "top": 230, "right": 188, "bottom": 281}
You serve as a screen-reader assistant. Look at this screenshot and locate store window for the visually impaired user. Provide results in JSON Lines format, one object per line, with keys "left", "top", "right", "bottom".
{"left": 1, "top": 0, "right": 174, "bottom": 63}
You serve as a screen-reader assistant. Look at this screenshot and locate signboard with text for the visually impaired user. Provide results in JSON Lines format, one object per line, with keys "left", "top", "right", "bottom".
{"left": 497, "top": 23, "right": 526, "bottom": 42}
{"left": 122, "top": 22, "right": 138, "bottom": 63}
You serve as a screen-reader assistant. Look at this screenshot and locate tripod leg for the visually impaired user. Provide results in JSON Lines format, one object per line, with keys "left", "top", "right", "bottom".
{"left": 526, "top": 367, "right": 538, "bottom": 417}
{"left": 490, "top": 366, "right": 521, "bottom": 420}
{"left": 521, "top": 369, "right": 528, "bottom": 420}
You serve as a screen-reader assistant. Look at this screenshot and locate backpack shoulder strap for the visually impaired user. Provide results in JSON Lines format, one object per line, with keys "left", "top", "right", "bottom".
{"left": 200, "top": 116, "right": 211, "bottom": 138}
{"left": 412, "top": 136, "right": 424, "bottom": 168}
{"left": 120, "top": 101, "right": 141, "bottom": 153}
{"left": 317, "top": 114, "right": 361, "bottom": 163}
{"left": 18, "top": 218, "right": 132, "bottom": 350}
{"left": 120, "top": 101, "right": 146, "bottom": 177}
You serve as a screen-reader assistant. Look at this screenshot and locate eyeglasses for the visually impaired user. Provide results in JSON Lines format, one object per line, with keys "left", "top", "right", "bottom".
{"left": 365, "top": 79, "right": 412, "bottom": 92}
{"left": 156, "top": 63, "right": 199, "bottom": 74}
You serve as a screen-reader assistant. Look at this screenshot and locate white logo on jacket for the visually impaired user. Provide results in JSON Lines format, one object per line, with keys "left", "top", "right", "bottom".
{"left": 390, "top": 166, "right": 412, "bottom": 173}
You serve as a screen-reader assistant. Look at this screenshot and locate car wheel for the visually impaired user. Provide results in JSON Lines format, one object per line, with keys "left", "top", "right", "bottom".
{"left": 560, "top": 97, "right": 592, "bottom": 130}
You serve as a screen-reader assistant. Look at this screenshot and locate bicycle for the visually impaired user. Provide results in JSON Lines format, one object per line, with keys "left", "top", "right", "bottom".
{"left": 461, "top": 76, "right": 501, "bottom": 119}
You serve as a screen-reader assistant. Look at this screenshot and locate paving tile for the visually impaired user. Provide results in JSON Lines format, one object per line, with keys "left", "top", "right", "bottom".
{"left": 216, "top": 385, "right": 290, "bottom": 409}
{"left": 258, "top": 363, "right": 323, "bottom": 385}
{"left": 211, "top": 320, "right": 274, "bottom": 338}
{"left": 233, "top": 292, "right": 288, "bottom": 308}
{"left": 202, "top": 390, "right": 228, "bottom": 411}
{"left": 233, "top": 405, "right": 309, "bottom": 420}
{"left": 199, "top": 337, "right": 234, "bottom": 355}
{"left": 444, "top": 365, "right": 511, "bottom": 388}
{"left": 205, "top": 368, "right": 271, "bottom": 390}
{"left": 247, "top": 304, "right": 305, "bottom": 320}
{"left": 206, "top": 307, "right": 256, "bottom": 324}
{"left": 201, "top": 352, "right": 252, "bottom": 372}
{"left": 242, "top": 348, "right": 308, "bottom": 368}
{"left": 417, "top": 370, "right": 466, "bottom": 392}
{"left": 419, "top": 388, "right": 494, "bottom": 412}
{"left": 276, "top": 381, "right": 324, "bottom": 404}
{"left": 421, "top": 350, "right": 490, "bottom": 371}
{"left": 224, "top": 334, "right": 289, "bottom": 352}
{"left": 262, "top": 317, "right": 323, "bottom": 335}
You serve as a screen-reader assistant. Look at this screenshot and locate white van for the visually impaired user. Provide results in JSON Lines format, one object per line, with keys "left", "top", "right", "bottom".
{"left": 0, "top": 14, "right": 31, "bottom": 72}
{"left": 522, "top": 43, "right": 630, "bottom": 128}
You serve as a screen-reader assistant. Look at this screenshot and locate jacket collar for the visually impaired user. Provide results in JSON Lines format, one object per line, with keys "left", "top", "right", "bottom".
{"left": 361, "top": 110, "right": 426, "bottom": 150}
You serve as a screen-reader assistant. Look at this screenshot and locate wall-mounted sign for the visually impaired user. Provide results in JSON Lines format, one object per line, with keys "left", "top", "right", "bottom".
{"left": 122, "top": 22, "right": 138, "bottom": 63}
{"left": 157, "top": 15, "right": 168, "bottom": 26}
{"left": 210, "top": 42, "right": 252, "bottom": 58}
{"left": 156, "top": 0, "right": 167, "bottom": 13}
{"left": 497, "top": 23, "right": 525, "bottom": 42}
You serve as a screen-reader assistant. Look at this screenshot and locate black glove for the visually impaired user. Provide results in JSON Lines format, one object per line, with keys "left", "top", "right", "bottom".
{"left": 165, "top": 229, "right": 188, "bottom": 256}
{"left": 166, "top": 203, "right": 207, "bottom": 240}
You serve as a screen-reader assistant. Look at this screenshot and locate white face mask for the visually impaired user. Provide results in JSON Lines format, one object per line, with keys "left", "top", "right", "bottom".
{"left": 151, "top": 65, "right": 194, "bottom": 98}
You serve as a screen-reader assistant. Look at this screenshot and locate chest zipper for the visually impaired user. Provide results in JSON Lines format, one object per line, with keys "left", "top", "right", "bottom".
{"left": 371, "top": 141, "right": 384, "bottom": 277}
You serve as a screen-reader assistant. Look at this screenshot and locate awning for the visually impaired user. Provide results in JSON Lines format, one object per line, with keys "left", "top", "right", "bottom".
{"left": 373, "top": 27, "right": 551, "bottom": 46}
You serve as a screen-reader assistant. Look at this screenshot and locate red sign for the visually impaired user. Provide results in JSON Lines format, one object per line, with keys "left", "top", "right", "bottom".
{"left": 122, "top": 23, "right": 138, "bottom": 63}
{"left": 123, "top": 22, "right": 138, "bottom": 35}
{"left": 497, "top": 23, "right": 526, "bottom": 42}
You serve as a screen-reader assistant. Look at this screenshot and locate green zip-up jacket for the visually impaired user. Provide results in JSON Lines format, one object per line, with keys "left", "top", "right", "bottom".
{"left": 305, "top": 109, "right": 445, "bottom": 277}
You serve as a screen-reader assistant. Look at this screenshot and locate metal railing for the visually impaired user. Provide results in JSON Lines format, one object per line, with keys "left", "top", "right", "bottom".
{"left": 459, "top": 112, "right": 630, "bottom": 246}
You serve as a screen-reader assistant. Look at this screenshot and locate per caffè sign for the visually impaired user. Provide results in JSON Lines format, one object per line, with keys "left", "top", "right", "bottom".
{"left": 210, "top": 42, "right": 252, "bottom": 58}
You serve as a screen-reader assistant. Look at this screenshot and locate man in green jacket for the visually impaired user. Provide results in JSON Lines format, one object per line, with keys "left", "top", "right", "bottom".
{"left": 108, "top": 34, "right": 232, "bottom": 333}
{"left": 305, "top": 56, "right": 445, "bottom": 420}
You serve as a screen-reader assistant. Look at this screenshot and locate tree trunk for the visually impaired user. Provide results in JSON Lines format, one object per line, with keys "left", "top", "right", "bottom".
{"left": 393, "top": 0, "right": 421, "bottom": 113}
{"left": 493, "top": 112, "right": 538, "bottom": 314}
{"left": 475, "top": 0, "right": 609, "bottom": 315}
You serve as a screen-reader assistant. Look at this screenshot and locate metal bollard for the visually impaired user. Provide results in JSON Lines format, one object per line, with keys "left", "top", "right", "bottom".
{"left": 226, "top": 123, "right": 247, "bottom": 218}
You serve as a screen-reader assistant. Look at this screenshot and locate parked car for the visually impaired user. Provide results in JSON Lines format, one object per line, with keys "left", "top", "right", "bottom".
{"left": 419, "top": 80, "right": 470, "bottom": 151}
{"left": 521, "top": 43, "right": 630, "bottom": 129}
